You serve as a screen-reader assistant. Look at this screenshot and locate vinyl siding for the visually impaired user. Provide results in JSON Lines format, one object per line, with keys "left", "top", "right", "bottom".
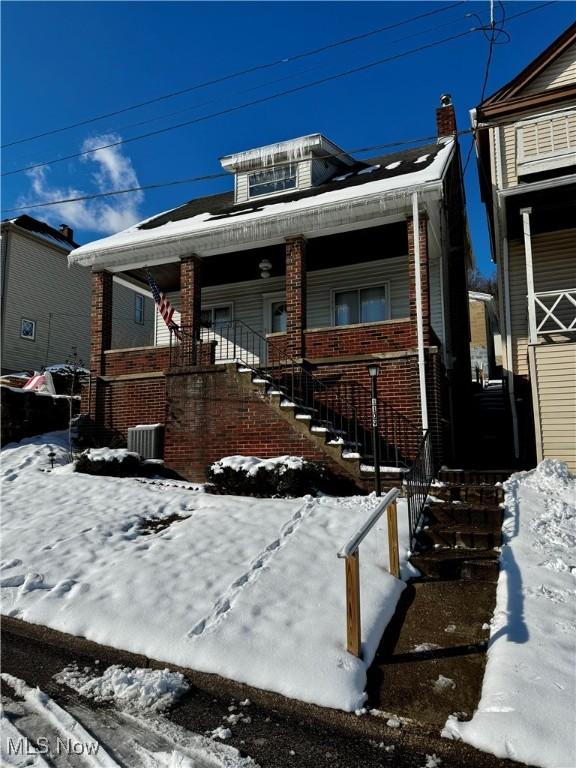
{"left": 500, "top": 106, "right": 576, "bottom": 187}
{"left": 521, "top": 42, "right": 576, "bottom": 96}
{"left": 429, "top": 254, "right": 443, "bottom": 344}
{"left": 155, "top": 257, "right": 410, "bottom": 345}
{"left": 532, "top": 341, "right": 576, "bottom": 472}
{"left": 1, "top": 230, "right": 91, "bottom": 372}
{"left": 508, "top": 228, "right": 576, "bottom": 376}
{"left": 111, "top": 281, "right": 155, "bottom": 350}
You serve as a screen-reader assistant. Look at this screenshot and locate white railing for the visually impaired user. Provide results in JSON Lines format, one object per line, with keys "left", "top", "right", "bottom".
{"left": 337, "top": 488, "right": 401, "bottom": 658}
{"left": 532, "top": 289, "right": 576, "bottom": 339}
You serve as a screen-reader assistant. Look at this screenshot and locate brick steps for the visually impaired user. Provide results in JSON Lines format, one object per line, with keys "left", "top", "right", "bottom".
{"left": 420, "top": 522, "right": 500, "bottom": 550}
{"left": 410, "top": 549, "right": 499, "bottom": 581}
{"left": 438, "top": 469, "right": 512, "bottom": 485}
{"left": 427, "top": 502, "right": 503, "bottom": 527}
{"left": 432, "top": 484, "right": 504, "bottom": 506}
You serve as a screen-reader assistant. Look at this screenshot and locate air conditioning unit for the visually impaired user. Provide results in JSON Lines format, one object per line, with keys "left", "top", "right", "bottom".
{"left": 127, "top": 424, "right": 164, "bottom": 459}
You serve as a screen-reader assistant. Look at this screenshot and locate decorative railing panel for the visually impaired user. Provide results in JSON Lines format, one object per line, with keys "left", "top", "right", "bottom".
{"left": 533, "top": 289, "right": 576, "bottom": 336}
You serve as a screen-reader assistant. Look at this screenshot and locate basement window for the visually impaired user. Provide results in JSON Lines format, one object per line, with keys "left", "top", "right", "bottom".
{"left": 333, "top": 285, "right": 389, "bottom": 326}
{"left": 248, "top": 164, "right": 297, "bottom": 198}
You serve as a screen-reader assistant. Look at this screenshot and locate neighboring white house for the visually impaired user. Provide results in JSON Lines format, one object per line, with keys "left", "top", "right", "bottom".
{"left": 1, "top": 215, "right": 155, "bottom": 374}
{"left": 473, "top": 22, "right": 576, "bottom": 471}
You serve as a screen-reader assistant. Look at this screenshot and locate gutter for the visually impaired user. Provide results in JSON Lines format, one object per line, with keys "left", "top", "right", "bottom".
{"left": 69, "top": 178, "right": 447, "bottom": 270}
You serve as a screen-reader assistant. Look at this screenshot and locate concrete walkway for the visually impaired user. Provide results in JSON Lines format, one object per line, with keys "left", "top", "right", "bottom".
{"left": 1, "top": 617, "right": 529, "bottom": 768}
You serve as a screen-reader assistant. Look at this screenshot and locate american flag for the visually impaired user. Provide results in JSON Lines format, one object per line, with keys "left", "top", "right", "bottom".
{"left": 146, "top": 270, "right": 181, "bottom": 338}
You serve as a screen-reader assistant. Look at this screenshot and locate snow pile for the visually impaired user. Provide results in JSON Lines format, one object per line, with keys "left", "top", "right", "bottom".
{"left": 82, "top": 447, "right": 141, "bottom": 463}
{"left": 210, "top": 454, "right": 305, "bottom": 476}
{"left": 55, "top": 664, "right": 189, "bottom": 712}
{"left": 443, "top": 460, "right": 576, "bottom": 768}
{"left": 1, "top": 432, "right": 414, "bottom": 712}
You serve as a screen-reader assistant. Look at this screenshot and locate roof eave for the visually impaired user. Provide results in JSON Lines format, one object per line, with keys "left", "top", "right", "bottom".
{"left": 69, "top": 179, "right": 445, "bottom": 271}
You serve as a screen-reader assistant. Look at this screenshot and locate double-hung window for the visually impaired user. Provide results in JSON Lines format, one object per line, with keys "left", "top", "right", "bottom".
{"left": 201, "top": 304, "right": 232, "bottom": 329}
{"left": 333, "top": 285, "right": 389, "bottom": 326}
{"left": 134, "top": 294, "right": 145, "bottom": 324}
{"left": 248, "top": 164, "right": 297, "bottom": 198}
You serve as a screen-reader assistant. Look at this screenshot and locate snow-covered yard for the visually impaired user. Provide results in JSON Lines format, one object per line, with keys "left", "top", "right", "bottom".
{"left": 443, "top": 460, "right": 576, "bottom": 768}
{"left": 0, "top": 432, "right": 414, "bottom": 712}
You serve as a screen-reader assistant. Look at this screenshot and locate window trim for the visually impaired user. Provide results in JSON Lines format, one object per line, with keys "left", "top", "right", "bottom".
{"left": 247, "top": 163, "right": 299, "bottom": 200}
{"left": 20, "top": 318, "right": 36, "bottom": 341}
{"left": 331, "top": 282, "right": 391, "bottom": 327}
{"left": 262, "top": 291, "right": 287, "bottom": 335}
{"left": 134, "top": 294, "right": 145, "bottom": 325}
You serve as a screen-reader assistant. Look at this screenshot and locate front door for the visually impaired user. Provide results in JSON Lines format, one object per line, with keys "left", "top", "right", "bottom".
{"left": 263, "top": 294, "right": 287, "bottom": 335}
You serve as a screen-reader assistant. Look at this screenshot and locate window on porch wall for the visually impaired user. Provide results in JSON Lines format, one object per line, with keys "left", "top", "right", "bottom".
{"left": 334, "top": 285, "right": 388, "bottom": 326}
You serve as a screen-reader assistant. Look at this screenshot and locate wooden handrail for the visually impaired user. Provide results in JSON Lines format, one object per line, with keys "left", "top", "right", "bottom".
{"left": 337, "top": 488, "right": 401, "bottom": 658}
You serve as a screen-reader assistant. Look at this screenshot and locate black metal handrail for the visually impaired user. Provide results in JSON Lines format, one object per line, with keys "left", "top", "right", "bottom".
{"left": 169, "top": 321, "right": 422, "bottom": 471}
{"left": 405, "top": 429, "right": 435, "bottom": 542}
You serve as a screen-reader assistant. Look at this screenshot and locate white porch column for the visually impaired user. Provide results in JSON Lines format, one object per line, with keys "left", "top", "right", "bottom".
{"left": 521, "top": 207, "right": 538, "bottom": 345}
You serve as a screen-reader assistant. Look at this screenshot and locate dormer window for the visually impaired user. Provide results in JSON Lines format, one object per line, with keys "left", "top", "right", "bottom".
{"left": 221, "top": 134, "right": 355, "bottom": 205}
{"left": 248, "top": 163, "right": 297, "bottom": 198}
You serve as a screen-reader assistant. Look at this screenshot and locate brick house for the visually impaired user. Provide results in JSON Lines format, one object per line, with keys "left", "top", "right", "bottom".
{"left": 69, "top": 98, "right": 472, "bottom": 487}
{"left": 472, "top": 22, "right": 576, "bottom": 471}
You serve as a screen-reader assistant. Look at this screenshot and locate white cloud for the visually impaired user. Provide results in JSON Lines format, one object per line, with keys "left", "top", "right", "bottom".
{"left": 18, "top": 134, "right": 144, "bottom": 235}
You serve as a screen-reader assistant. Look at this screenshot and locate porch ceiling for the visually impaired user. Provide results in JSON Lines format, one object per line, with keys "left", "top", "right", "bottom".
{"left": 505, "top": 183, "right": 576, "bottom": 239}
{"left": 123, "top": 222, "right": 408, "bottom": 292}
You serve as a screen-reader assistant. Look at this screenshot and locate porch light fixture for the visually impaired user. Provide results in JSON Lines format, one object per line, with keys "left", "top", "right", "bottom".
{"left": 368, "top": 364, "right": 381, "bottom": 497}
{"left": 259, "top": 258, "right": 272, "bottom": 279}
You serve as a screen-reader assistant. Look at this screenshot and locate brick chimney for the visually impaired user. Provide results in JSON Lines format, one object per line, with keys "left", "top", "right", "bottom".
{"left": 436, "top": 93, "right": 457, "bottom": 138}
{"left": 59, "top": 224, "right": 74, "bottom": 243}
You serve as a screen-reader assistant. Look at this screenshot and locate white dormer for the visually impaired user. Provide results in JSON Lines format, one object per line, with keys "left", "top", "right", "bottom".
{"left": 220, "top": 134, "right": 355, "bottom": 204}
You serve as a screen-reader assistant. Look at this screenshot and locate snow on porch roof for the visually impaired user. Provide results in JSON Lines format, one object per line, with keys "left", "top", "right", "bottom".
{"left": 68, "top": 139, "right": 454, "bottom": 269}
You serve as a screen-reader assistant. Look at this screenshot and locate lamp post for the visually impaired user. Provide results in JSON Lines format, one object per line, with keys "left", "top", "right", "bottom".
{"left": 368, "top": 364, "right": 381, "bottom": 497}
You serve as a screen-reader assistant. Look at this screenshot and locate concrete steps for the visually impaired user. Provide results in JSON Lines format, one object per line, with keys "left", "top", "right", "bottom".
{"left": 366, "top": 476, "right": 505, "bottom": 726}
{"left": 236, "top": 365, "right": 406, "bottom": 491}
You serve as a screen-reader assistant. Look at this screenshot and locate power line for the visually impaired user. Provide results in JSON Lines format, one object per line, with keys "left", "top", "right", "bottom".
{"left": 2, "top": 0, "right": 556, "bottom": 179}
{"left": 1, "top": 28, "right": 477, "bottom": 178}
{"left": 9, "top": 9, "right": 473, "bottom": 170}
{"left": 2, "top": 131, "right": 477, "bottom": 214}
{"left": 1, "top": 2, "right": 466, "bottom": 150}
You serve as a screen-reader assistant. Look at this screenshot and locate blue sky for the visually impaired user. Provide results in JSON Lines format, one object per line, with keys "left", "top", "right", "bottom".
{"left": 2, "top": 1, "right": 574, "bottom": 275}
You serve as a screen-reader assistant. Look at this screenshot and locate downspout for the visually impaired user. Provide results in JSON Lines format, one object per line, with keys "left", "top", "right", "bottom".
{"left": 412, "top": 192, "right": 429, "bottom": 433}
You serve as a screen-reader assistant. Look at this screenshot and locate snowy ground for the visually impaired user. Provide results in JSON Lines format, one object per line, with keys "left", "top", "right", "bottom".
{"left": 443, "top": 460, "right": 576, "bottom": 768}
{"left": 1, "top": 432, "right": 415, "bottom": 712}
{"left": 1, "top": 672, "right": 257, "bottom": 767}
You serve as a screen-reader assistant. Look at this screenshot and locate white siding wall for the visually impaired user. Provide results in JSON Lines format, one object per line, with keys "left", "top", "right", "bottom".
{"left": 508, "top": 228, "right": 576, "bottom": 376}
{"left": 155, "top": 257, "right": 410, "bottom": 345}
{"left": 499, "top": 105, "right": 576, "bottom": 189}
{"left": 521, "top": 42, "right": 576, "bottom": 96}
{"left": 1, "top": 230, "right": 91, "bottom": 372}
{"left": 532, "top": 341, "right": 576, "bottom": 472}
{"left": 111, "top": 280, "right": 155, "bottom": 349}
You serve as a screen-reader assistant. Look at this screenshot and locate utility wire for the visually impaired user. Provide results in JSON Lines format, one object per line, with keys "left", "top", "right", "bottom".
{"left": 1, "top": 2, "right": 465, "bottom": 150}
{"left": 9, "top": 8, "right": 473, "bottom": 170}
{"left": 3, "top": 131, "right": 476, "bottom": 213}
{"left": 1, "top": 28, "right": 477, "bottom": 178}
{"left": 2, "top": 0, "right": 556, "bottom": 179}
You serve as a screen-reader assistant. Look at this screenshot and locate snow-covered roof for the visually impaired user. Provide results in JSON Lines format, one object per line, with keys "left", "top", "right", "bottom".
{"left": 2, "top": 215, "right": 79, "bottom": 252}
{"left": 220, "top": 133, "right": 354, "bottom": 172}
{"left": 469, "top": 290, "right": 494, "bottom": 302}
{"left": 69, "top": 139, "right": 454, "bottom": 270}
